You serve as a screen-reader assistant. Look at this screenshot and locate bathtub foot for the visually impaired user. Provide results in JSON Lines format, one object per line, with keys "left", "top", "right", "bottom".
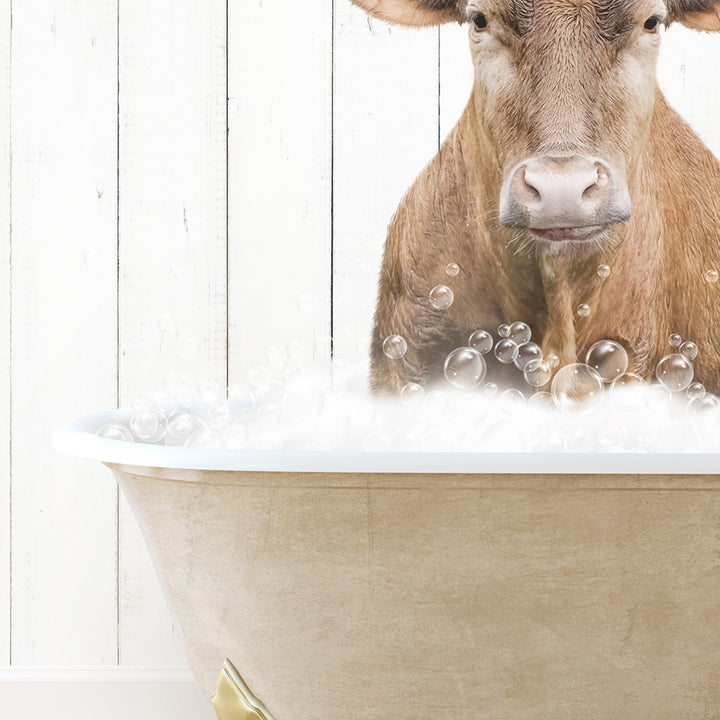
{"left": 212, "top": 659, "right": 275, "bottom": 720}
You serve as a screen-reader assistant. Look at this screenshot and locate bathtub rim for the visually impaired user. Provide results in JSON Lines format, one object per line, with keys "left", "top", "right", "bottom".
{"left": 52, "top": 408, "right": 720, "bottom": 474}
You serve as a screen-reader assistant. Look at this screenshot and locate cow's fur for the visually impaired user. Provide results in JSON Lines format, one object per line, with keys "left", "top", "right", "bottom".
{"left": 351, "top": 0, "right": 720, "bottom": 394}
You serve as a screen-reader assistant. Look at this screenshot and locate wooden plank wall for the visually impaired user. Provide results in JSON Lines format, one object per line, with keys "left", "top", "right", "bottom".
{"left": 1, "top": 0, "right": 719, "bottom": 673}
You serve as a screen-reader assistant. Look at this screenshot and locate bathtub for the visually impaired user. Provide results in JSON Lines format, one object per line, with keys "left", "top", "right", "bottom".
{"left": 54, "top": 409, "right": 720, "bottom": 719}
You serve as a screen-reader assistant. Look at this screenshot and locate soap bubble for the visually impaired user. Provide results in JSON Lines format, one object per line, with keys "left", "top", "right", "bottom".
{"left": 528, "top": 391, "right": 554, "bottom": 411}
{"left": 382, "top": 334, "right": 407, "bottom": 360}
{"left": 400, "top": 382, "right": 425, "bottom": 408}
{"left": 508, "top": 321, "right": 532, "bottom": 346}
{"left": 546, "top": 353, "right": 560, "bottom": 369}
{"left": 687, "top": 382, "right": 706, "bottom": 400}
{"left": 656, "top": 353, "right": 694, "bottom": 392}
{"left": 680, "top": 341, "right": 698, "bottom": 360}
{"left": 597, "top": 264, "right": 611, "bottom": 279}
{"left": 610, "top": 373, "right": 646, "bottom": 409}
{"left": 446, "top": 262, "right": 460, "bottom": 277}
{"left": 514, "top": 342, "right": 542, "bottom": 371}
{"left": 494, "top": 338, "right": 519, "bottom": 364}
{"left": 130, "top": 408, "right": 163, "bottom": 441}
{"left": 165, "top": 412, "right": 195, "bottom": 440}
{"left": 429, "top": 285, "right": 454, "bottom": 310}
{"left": 705, "top": 269, "right": 719, "bottom": 284}
{"left": 500, "top": 388, "right": 526, "bottom": 415}
{"left": 204, "top": 402, "right": 235, "bottom": 432}
{"left": 185, "top": 429, "right": 222, "bottom": 449}
{"left": 468, "top": 329, "right": 493, "bottom": 355}
{"left": 644, "top": 383, "right": 672, "bottom": 411}
{"left": 585, "top": 340, "right": 628, "bottom": 383}
{"left": 524, "top": 361, "right": 552, "bottom": 388}
{"left": 687, "top": 393, "right": 720, "bottom": 416}
{"left": 669, "top": 333, "right": 682, "bottom": 347}
{"left": 96, "top": 423, "right": 134, "bottom": 442}
{"left": 577, "top": 303, "right": 591, "bottom": 318}
{"left": 551, "top": 363, "right": 604, "bottom": 413}
{"left": 424, "top": 389, "right": 449, "bottom": 413}
{"left": 498, "top": 324, "right": 510, "bottom": 338}
{"left": 444, "top": 347, "right": 487, "bottom": 389}
{"left": 484, "top": 382, "right": 498, "bottom": 396}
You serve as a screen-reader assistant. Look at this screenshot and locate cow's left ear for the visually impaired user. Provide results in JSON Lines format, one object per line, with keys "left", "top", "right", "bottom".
{"left": 349, "top": 0, "right": 462, "bottom": 27}
{"left": 668, "top": 0, "right": 720, "bottom": 30}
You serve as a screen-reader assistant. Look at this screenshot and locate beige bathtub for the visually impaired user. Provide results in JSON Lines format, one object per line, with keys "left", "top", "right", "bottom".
{"left": 54, "top": 411, "right": 720, "bottom": 719}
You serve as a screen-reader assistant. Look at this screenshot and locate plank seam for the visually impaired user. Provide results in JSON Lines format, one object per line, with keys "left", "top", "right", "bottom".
{"left": 115, "top": 0, "right": 121, "bottom": 668}
{"left": 7, "top": 0, "right": 12, "bottom": 669}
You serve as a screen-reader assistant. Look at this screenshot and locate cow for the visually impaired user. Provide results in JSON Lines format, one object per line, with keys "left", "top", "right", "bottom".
{"left": 349, "top": 0, "right": 720, "bottom": 396}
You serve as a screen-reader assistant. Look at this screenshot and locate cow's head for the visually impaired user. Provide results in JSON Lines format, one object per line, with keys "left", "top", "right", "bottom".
{"left": 351, "top": 0, "right": 720, "bottom": 254}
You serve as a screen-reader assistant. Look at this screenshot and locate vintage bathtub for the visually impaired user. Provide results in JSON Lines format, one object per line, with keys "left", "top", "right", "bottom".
{"left": 54, "top": 409, "right": 720, "bottom": 719}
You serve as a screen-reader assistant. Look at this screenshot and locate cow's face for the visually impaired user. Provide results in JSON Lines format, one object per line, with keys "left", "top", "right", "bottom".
{"left": 472, "top": 0, "right": 664, "bottom": 254}
{"left": 351, "top": 0, "right": 720, "bottom": 254}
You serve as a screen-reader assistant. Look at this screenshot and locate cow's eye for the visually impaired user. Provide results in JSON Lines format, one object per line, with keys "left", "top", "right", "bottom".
{"left": 643, "top": 15, "right": 661, "bottom": 32}
{"left": 470, "top": 12, "right": 488, "bottom": 31}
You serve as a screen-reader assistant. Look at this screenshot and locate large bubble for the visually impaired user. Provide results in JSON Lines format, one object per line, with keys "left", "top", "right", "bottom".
{"left": 444, "top": 347, "right": 487, "bottom": 390}
{"left": 494, "top": 338, "right": 519, "bottom": 364}
{"left": 468, "top": 329, "right": 493, "bottom": 355}
{"left": 429, "top": 285, "right": 454, "bottom": 310}
{"left": 508, "top": 321, "right": 532, "bottom": 346}
{"left": 585, "top": 340, "right": 628, "bottom": 383}
{"left": 551, "top": 363, "right": 604, "bottom": 413}
{"left": 514, "top": 342, "right": 542, "bottom": 371}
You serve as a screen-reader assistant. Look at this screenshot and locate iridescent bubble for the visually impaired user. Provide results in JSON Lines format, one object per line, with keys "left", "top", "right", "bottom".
{"left": 597, "top": 264, "right": 611, "bottom": 279}
{"left": 669, "top": 333, "right": 682, "bottom": 347}
{"left": 524, "top": 361, "right": 552, "bottom": 388}
{"left": 429, "top": 285, "right": 454, "bottom": 310}
{"left": 577, "top": 303, "right": 591, "bottom": 318}
{"left": 444, "top": 347, "right": 487, "bottom": 390}
{"left": 585, "top": 340, "right": 628, "bottom": 383}
{"left": 130, "top": 408, "right": 163, "bottom": 441}
{"left": 705, "top": 269, "right": 719, "bottom": 284}
{"left": 514, "top": 342, "right": 542, "bottom": 371}
{"left": 445, "top": 262, "right": 460, "bottom": 277}
{"left": 551, "top": 363, "right": 604, "bottom": 413}
{"left": 165, "top": 412, "right": 195, "bottom": 440}
{"left": 656, "top": 353, "right": 694, "bottom": 392}
{"left": 382, "top": 334, "right": 407, "bottom": 360}
{"left": 96, "top": 422, "right": 134, "bottom": 442}
{"left": 680, "top": 341, "right": 698, "bottom": 360}
{"left": 400, "top": 382, "right": 425, "bottom": 408}
{"left": 498, "top": 324, "right": 511, "bottom": 338}
{"left": 687, "top": 382, "right": 706, "bottom": 400}
{"left": 508, "top": 321, "right": 532, "bottom": 346}
{"left": 494, "top": 338, "right": 519, "bottom": 364}
{"left": 468, "top": 329, "right": 493, "bottom": 355}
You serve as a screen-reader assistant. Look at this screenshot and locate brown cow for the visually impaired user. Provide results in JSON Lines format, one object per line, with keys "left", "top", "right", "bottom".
{"left": 350, "top": 0, "right": 720, "bottom": 396}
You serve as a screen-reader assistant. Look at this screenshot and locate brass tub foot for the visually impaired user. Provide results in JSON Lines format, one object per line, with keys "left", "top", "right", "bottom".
{"left": 212, "top": 659, "right": 275, "bottom": 720}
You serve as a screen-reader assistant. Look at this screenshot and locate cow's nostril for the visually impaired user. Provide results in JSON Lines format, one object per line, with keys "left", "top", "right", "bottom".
{"left": 521, "top": 168, "right": 542, "bottom": 202}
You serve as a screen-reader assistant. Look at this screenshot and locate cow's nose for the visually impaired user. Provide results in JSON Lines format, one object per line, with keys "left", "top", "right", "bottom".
{"left": 500, "top": 155, "right": 631, "bottom": 230}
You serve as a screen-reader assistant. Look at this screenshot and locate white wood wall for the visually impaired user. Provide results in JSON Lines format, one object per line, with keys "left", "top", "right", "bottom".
{"left": 1, "top": 0, "right": 719, "bottom": 688}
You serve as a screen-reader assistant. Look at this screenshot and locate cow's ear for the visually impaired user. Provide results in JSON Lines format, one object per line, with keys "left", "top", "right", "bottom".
{"left": 668, "top": 0, "right": 720, "bottom": 30}
{"left": 349, "top": 0, "right": 462, "bottom": 27}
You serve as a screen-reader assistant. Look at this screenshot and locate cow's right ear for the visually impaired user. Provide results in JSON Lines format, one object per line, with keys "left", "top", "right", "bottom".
{"left": 349, "top": 0, "right": 463, "bottom": 27}
{"left": 668, "top": 0, "right": 720, "bottom": 30}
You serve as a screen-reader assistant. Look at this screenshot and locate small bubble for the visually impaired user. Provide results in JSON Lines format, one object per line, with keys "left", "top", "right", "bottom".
{"left": 445, "top": 262, "right": 460, "bottom": 277}
{"left": 204, "top": 402, "right": 235, "bottom": 432}
{"left": 546, "top": 353, "right": 560, "bottom": 369}
{"left": 577, "top": 303, "right": 591, "bottom": 318}
{"left": 704, "top": 269, "right": 719, "bottom": 284}
{"left": 429, "top": 285, "right": 454, "bottom": 310}
{"left": 468, "top": 329, "right": 493, "bottom": 355}
{"left": 524, "top": 361, "right": 552, "bottom": 388}
{"left": 669, "top": 333, "right": 682, "bottom": 347}
{"left": 494, "top": 338, "right": 519, "bottom": 364}
{"left": 484, "top": 382, "right": 498, "bottom": 396}
{"left": 508, "top": 321, "right": 532, "bottom": 346}
{"left": 528, "top": 391, "right": 554, "bottom": 411}
{"left": 585, "top": 340, "right": 629, "bottom": 383}
{"left": 680, "top": 341, "right": 698, "bottom": 360}
{"left": 514, "top": 342, "right": 542, "bottom": 371}
{"left": 130, "top": 408, "right": 163, "bottom": 441}
{"left": 166, "top": 412, "right": 195, "bottom": 440}
{"left": 687, "top": 382, "right": 706, "bottom": 400}
{"left": 551, "top": 363, "right": 604, "bottom": 413}
{"left": 400, "top": 382, "right": 425, "bottom": 408}
{"left": 498, "top": 324, "right": 510, "bottom": 338}
{"left": 597, "top": 264, "right": 611, "bottom": 279}
{"left": 96, "top": 422, "right": 134, "bottom": 442}
{"left": 382, "top": 334, "right": 408, "bottom": 360}
{"left": 656, "top": 353, "right": 694, "bottom": 392}
{"left": 443, "top": 347, "right": 487, "bottom": 390}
